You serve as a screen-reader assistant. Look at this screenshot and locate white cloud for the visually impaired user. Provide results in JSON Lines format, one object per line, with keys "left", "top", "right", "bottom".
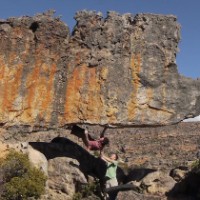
{"left": 183, "top": 115, "right": 200, "bottom": 122}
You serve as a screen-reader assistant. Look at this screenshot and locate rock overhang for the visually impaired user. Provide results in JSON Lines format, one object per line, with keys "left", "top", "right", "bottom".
{"left": 0, "top": 10, "right": 199, "bottom": 128}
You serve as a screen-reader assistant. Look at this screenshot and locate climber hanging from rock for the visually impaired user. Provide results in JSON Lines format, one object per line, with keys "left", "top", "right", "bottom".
{"left": 70, "top": 125, "right": 110, "bottom": 154}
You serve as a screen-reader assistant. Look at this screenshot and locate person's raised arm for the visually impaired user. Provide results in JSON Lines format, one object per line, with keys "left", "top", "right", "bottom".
{"left": 100, "top": 127, "right": 108, "bottom": 138}
{"left": 101, "top": 154, "right": 114, "bottom": 163}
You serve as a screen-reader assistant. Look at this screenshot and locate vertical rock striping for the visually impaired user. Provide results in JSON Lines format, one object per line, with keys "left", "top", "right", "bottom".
{"left": 0, "top": 11, "right": 199, "bottom": 128}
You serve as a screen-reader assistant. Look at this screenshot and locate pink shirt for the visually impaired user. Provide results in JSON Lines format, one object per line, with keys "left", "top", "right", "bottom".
{"left": 88, "top": 138, "right": 104, "bottom": 150}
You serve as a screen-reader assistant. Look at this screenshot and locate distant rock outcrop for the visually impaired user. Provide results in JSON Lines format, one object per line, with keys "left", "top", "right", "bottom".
{"left": 0, "top": 10, "right": 200, "bottom": 128}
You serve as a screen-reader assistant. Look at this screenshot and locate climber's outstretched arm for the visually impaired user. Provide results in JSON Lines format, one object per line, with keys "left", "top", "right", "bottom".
{"left": 100, "top": 127, "right": 107, "bottom": 138}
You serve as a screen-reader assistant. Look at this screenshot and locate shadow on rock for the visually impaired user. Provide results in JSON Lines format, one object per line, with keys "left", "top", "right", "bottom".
{"left": 29, "top": 136, "right": 107, "bottom": 181}
{"left": 166, "top": 170, "right": 200, "bottom": 200}
{"left": 125, "top": 168, "right": 157, "bottom": 183}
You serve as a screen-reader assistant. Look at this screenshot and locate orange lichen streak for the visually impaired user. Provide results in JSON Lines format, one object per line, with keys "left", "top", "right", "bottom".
{"left": 64, "top": 63, "right": 105, "bottom": 123}
{"left": 0, "top": 53, "right": 23, "bottom": 122}
{"left": 64, "top": 64, "right": 87, "bottom": 122}
{"left": 22, "top": 46, "right": 57, "bottom": 124}
{"left": 0, "top": 23, "right": 59, "bottom": 124}
{"left": 127, "top": 54, "right": 141, "bottom": 120}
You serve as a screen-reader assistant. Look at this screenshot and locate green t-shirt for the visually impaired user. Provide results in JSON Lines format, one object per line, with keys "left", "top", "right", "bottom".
{"left": 105, "top": 161, "right": 118, "bottom": 179}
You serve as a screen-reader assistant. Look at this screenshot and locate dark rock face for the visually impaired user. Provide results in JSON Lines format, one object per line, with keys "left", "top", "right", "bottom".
{"left": 0, "top": 10, "right": 199, "bottom": 128}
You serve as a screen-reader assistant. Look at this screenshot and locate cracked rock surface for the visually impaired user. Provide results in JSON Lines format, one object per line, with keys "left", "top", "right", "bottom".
{"left": 0, "top": 10, "right": 200, "bottom": 128}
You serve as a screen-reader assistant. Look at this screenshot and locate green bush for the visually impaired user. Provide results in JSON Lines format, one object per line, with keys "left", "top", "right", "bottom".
{"left": 72, "top": 192, "right": 82, "bottom": 200}
{"left": 72, "top": 182, "right": 99, "bottom": 200}
{"left": 0, "top": 150, "right": 47, "bottom": 200}
{"left": 191, "top": 159, "right": 200, "bottom": 170}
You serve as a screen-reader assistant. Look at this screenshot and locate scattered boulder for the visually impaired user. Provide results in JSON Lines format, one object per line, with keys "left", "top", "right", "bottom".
{"left": 141, "top": 171, "right": 176, "bottom": 195}
{"left": 170, "top": 167, "right": 189, "bottom": 182}
{"left": 47, "top": 157, "right": 87, "bottom": 199}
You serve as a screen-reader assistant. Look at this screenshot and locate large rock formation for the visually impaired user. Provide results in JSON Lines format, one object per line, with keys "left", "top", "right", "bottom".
{"left": 0, "top": 10, "right": 200, "bottom": 128}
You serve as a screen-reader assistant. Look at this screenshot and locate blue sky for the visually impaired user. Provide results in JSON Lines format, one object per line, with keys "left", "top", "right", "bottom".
{"left": 0, "top": 0, "right": 199, "bottom": 79}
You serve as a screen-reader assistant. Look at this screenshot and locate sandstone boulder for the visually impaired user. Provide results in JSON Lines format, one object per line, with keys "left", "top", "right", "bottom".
{"left": 0, "top": 11, "right": 199, "bottom": 128}
{"left": 141, "top": 171, "right": 176, "bottom": 195}
{"left": 170, "top": 167, "right": 188, "bottom": 182}
{"left": 47, "top": 157, "right": 87, "bottom": 199}
{"left": 7, "top": 142, "right": 48, "bottom": 174}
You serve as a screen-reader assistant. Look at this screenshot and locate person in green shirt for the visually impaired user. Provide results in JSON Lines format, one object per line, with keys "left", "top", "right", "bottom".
{"left": 101, "top": 153, "right": 118, "bottom": 199}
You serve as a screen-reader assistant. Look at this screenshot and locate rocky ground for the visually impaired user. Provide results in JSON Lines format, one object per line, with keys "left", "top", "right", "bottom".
{"left": 0, "top": 122, "right": 200, "bottom": 199}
